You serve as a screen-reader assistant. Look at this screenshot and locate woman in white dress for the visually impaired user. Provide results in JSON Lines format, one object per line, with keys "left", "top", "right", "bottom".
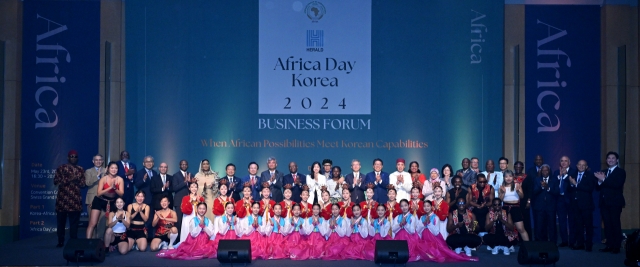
{"left": 306, "top": 162, "right": 327, "bottom": 204}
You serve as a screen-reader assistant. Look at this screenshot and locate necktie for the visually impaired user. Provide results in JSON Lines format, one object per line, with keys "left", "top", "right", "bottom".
{"left": 148, "top": 170, "right": 153, "bottom": 178}
{"left": 606, "top": 169, "right": 611, "bottom": 177}
{"left": 544, "top": 178, "right": 548, "bottom": 183}
{"left": 124, "top": 163, "right": 129, "bottom": 173}
{"left": 230, "top": 177, "right": 233, "bottom": 183}
{"left": 577, "top": 173, "right": 583, "bottom": 184}
{"left": 293, "top": 174, "right": 297, "bottom": 181}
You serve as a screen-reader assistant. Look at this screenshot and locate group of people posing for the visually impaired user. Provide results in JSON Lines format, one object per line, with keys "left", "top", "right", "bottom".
{"left": 53, "top": 150, "right": 626, "bottom": 261}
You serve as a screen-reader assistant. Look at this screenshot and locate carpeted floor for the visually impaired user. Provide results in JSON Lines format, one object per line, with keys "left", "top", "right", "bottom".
{"left": 0, "top": 232, "right": 628, "bottom": 266}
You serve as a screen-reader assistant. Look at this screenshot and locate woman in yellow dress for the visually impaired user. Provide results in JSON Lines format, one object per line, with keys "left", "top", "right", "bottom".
{"left": 195, "top": 159, "right": 218, "bottom": 222}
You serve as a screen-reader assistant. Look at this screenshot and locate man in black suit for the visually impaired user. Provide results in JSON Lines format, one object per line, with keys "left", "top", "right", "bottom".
{"left": 568, "top": 159, "right": 595, "bottom": 251}
{"left": 151, "top": 162, "right": 173, "bottom": 210}
{"left": 526, "top": 154, "right": 544, "bottom": 182}
{"left": 171, "top": 160, "right": 193, "bottom": 244}
{"left": 135, "top": 155, "right": 157, "bottom": 236}
{"left": 345, "top": 159, "right": 366, "bottom": 203}
{"left": 116, "top": 151, "right": 137, "bottom": 205}
{"left": 220, "top": 163, "right": 242, "bottom": 200}
{"left": 260, "top": 157, "right": 284, "bottom": 202}
{"left": 283, "top": 162, "right": 305, "bottom": 203}
{"left": 553, "top": 156, "right": 577, "bottom": 247}
{"left": 241, "top": 162, "right": 262, "bottom": 201}
{"left": 532, "top": 164, "right": 559, "bottom": 242}
{"left": 595, "top": 151, "right": 626, "bottom": 254}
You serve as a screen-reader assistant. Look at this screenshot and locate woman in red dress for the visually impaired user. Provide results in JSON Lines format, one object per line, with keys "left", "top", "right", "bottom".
{"left": 150, "top": 196, "right": 178, "bottom": 251}
{"left": 299, "top": 189, "right": 313, "bottom": 219}
{"left": 384, "top": 188, "right": 401, "bottom": 224}
{"left": 409, "top": 187, "right": 425, "bottom": 218}
{"left": 280, "top": 188, "right": 296, "bottom": 218}
{"left": 338, "top": 188, "right": 355, "bottom": 219}
{"left": 360, "top": 187, "right": 379, "bottom": 220}
{"left": 213, "top": 183, "right": 235, "bottom": 218}
{"left": 235, "top": 185, "right": 253, "bottom": 219}
{"left": 319, "top": 190, "right": 332, "bottom": 220}
{"left": 432, "top": 186, "right": 450, "bottom": 239}
{"left": 409, "top": 161, "right": 427, "bottom": 194}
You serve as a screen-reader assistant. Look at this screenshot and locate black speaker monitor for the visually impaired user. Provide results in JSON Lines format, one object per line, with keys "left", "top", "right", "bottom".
{"left": 518, "top": 241, "right": 559, "bottom": 265}
{"left": 217, "top": 240, "right": 251, "bottom": 264}
{"left": 62, "top": 239, "right": 105, "bottom": 263}
{"left": 374, "top": 240, "right": 409, "bottom": 264}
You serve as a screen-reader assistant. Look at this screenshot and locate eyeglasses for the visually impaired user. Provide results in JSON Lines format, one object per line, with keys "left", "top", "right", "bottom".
{"left": 457, "top": 202, "right": 465, "bottom": 205}
{"left": 478, "top": 181, "right": 487, "bottom": 184}
{"left": 69, "top": 155, "right": 78, "bottom": 158}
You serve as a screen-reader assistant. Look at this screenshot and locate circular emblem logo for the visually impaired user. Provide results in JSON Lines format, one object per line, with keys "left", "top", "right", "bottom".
{"left": 305, "top": 1, "right": 326, "bottom": 22}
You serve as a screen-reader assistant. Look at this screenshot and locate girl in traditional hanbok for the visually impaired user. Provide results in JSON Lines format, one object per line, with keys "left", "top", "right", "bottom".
{"left": 302, "top": 204, "right": 329, "bottom": 259}
{"left": 237, "top": 202, "right": 268, "bottom": 260}
{"left": 265, "top": 204, "right": 288, "bottom": 259}
{"left": 364, "top": 204, "right": 391, "bottom": 260}
{"left": 211, "top": 202, "right": 240, "bottom": 257}
{"left": 319, "top": 190, "right": 332, "bottom": 220}
{"left": 338, "top": 188, "right": 355, "bottom": 219}
{"left": 360, "top": 187, "right": 379, "bottom": 220}
{"left": 323, "top": 203, "right": 351, "bottom": 260}
{"left": 234, "top": 185, "right": 253, "bottom": 219}
{"left": 391, "top": 199, "right": 420, "bottom": 262}
{"left": 213, "top": 182, "right": 235, "bottom": 218}
{"left": 343, "top": 205, "right": 369, "bottom": 260}
{"left": 299, "top": 189, "right": 313, "bottom": 219}
{"left": 157, "top": 203, "right": 216, "bottom": 260}
{"left": 179, "top": 183, "right": 204, "bottom": 243}
{"left": 280, "top": 188, "right": 296, "bottom": 218}
{"left": 283, "top": 203, "right": 309, "bottom": 260}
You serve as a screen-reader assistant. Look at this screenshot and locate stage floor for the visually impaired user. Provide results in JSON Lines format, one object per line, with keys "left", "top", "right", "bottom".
{"left": 0, "top": 232, "right": 627, "bottom": 266}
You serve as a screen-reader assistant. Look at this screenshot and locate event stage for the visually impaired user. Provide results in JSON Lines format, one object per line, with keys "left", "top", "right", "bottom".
{"left": 0, "top": 232, "right": 627, "bottom": 266}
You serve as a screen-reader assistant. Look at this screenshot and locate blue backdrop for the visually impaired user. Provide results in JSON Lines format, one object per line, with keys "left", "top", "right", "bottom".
{"left": 525, "top": 4, "right": 601, "bottom": 242}
{"left": 20, "top": 0, "right": 100, "bottom": 238}
{"left": 125, "top": 0, "right": 504, "bottom": 175}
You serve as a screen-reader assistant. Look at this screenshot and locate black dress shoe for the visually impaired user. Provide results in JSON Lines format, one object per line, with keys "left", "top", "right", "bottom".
{"left": 611, "top": 248, "right": 620, "bottom": 254}
{"left": 571, "top": 245, "right": 585, "bottom": 250}
{"left": 56, "top": 243, "right": 64, "bottom": 248}
{"left": 558, "top": 242, "right": 568, "bottom": 247}
{"left": 599, "top": 247, "right": 613, "bottom": 252}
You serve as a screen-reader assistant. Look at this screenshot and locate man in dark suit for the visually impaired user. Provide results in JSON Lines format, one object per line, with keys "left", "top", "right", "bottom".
{"left": 553, "top": 156, "right": 578, "bottom": 247}
{"left": 364, "top": 158, "right": 390, "bottom": 203}
{"left": 345, "top": 159, "right": 366, "bottom": 203}
{"left": 220, "top": 163, "right": 242, "bottom": 200}
{"left": 135, "top": 155, "right": 157, "bottom": 237}
{"left": 532, "top": 164, "right": 559, "bottom": 242}
{"left": 241, "top": 162, "right": 262, "bottom": 201}
{"left": 151, "top": 162, "right": 173, "bottom": 210}
{"left": 116, "top": 151, "right": 137, "bottom": 205}
{"left": 171, "top": 160, "right": 193, "bottom": 244}
{"left": 283, "top": 162, "right": 305, "bottom": 203}
{"left": 595, "top": 151, "right": 626, "bottom": 254}
{"left": 526, "top": 154, "right": 544, "bottom": 182}
{"left": 568, "top": 159, "right": 595, "bottom": 251}
{"left": 260, "top": 157, "right": 284, "bottom": 202}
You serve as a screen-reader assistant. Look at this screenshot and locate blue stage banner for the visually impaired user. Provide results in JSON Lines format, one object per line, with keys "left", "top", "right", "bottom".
{"left": 125, "top": 0, "right": 504, "bottom": 173}
{"left": 20, "top": 0, "right": 100, "bottom": 239}
{"left": 525, "top": 6, "right": 600, "bottom": 175}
